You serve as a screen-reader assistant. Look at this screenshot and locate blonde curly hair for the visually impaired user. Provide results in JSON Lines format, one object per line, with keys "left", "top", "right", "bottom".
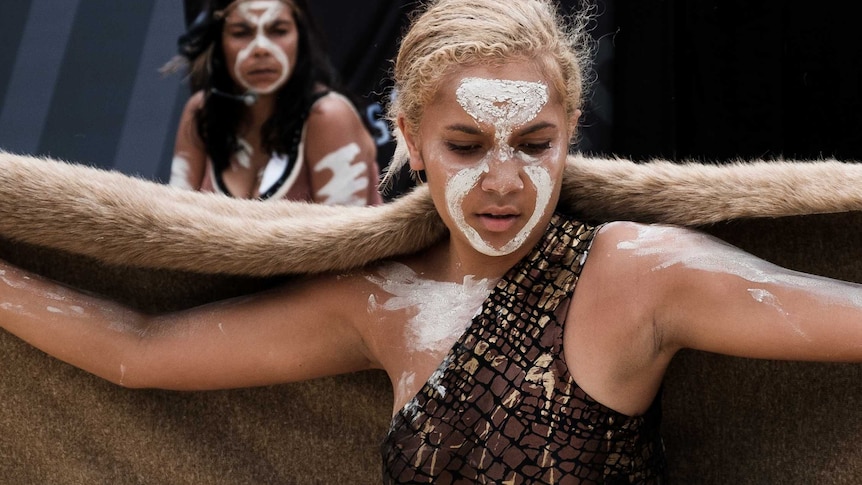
{"left": 383, "top": 0, "right": 594, "bottom": 185}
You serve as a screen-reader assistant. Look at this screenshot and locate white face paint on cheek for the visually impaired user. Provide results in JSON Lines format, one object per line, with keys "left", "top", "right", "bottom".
{"left": 446, "top": 164, "right": 553, "bottom": 257}
{"left": 234, "top": 1, "right": 291, "bottom": 94}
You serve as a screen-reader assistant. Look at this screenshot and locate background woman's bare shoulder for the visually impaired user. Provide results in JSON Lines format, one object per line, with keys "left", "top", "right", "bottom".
{"left": 305, "top": 92, "right": 369, "bottom": 140}
{"left": 182, "top": 90, "right": 206, "bottom": 115}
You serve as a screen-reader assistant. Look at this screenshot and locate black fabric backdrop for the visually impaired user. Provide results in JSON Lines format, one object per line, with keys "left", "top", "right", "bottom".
{"left": 184, "top": 0, "right": 862, "bottom": 173}
{"left": 612, "top": 0, "right": 862, "bottom": 162}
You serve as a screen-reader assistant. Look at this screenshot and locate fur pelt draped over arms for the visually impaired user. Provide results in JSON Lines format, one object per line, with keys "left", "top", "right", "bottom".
{"left": 562, "top": 155, "right": 862, "bottom": 225}
{"left": 0, "top": 151, "right": 442, "bottom": 276}
{"left": 1, "top": 150, "right": 861, "bottom": 276}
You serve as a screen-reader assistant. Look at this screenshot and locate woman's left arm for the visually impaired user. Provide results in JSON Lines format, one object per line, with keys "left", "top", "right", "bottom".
{"left": 303, "top": 93, "right": 382, "bottom": 206}
{"left": 619, "top": 222, "right": 862, "bottom": 362}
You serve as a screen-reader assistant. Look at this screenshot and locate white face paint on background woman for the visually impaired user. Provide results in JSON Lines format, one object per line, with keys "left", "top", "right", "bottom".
{"left": 226, "top": 1, "right": 294, "bottom": 94}
{"left": 446, "top": 77, "right": 553, "bottom": 256}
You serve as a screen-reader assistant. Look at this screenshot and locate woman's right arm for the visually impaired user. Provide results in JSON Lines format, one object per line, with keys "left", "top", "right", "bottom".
{"left": 0, "top": 257, "right": 376, "bottom": 391}
{"left": 169, "top": 92, "right": 208, "bottom": 191}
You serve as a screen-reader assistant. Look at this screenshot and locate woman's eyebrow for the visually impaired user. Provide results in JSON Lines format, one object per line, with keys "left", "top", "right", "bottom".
{"left": 444, "top": 123, "right": 483, "bottom": 135}
{"left": 269, "top": 18, "right": 294, "bottom": 27}
{"left": 516, "top": 121, "right": 556, "bottom": 136}
{"left": 225, "top": 19, "right": 253, "bottom": 28}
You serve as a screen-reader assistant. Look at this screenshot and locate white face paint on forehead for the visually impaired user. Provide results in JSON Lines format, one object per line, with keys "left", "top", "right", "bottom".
{"left": 234, "top": 0, "right": 291, "bottom": 94}
{"left": 456, "top": 77, "right": 549, "bottom": 162}
{"left": 444, "top": 77, "right": 555, "bottom": 257}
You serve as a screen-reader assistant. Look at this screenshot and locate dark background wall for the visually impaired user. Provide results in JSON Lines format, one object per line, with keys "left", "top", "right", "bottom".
{"left": 612, "top": 0, "right": 861, "bottom": 162}
{"left": 0, "top": 0, "right": 858, "bottom": 185}
{"left": 0, "top": 0, "right": 185, "bottom": 179}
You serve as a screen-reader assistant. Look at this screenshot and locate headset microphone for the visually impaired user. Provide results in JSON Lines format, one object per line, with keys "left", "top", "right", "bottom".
{"left": 210, "top": 88, "right": 258, "bottom": 106}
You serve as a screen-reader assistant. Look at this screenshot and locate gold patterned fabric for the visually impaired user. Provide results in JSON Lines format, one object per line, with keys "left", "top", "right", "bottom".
{"left": 381, "top": 214, "right": 666, "bottom": 484}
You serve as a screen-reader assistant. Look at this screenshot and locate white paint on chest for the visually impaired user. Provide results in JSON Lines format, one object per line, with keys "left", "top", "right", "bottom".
{"left": 366, "top": 263, "right": 494, "bottom": 353}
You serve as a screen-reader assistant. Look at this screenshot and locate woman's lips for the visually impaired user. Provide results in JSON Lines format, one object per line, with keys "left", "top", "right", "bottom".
{"left": 476, "top": 212, "right": 520, "bottom": 233}
{"left": 246, "top": 68, "right": 279, "bottom": 79}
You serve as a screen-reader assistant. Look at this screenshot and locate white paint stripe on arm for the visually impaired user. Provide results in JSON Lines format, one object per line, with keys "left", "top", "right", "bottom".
{"left": 313, "top": 142, "right": 370, "bottom": 205}
{"left": 168, "top": 155, "right": 194, "bottom": 190}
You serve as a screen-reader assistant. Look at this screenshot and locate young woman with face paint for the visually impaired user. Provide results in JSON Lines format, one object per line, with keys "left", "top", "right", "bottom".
{"left": 168, "top": 0, "right": 382, "bottom": 204}
{"left": 5, "top": 0, "right": 862, "bottom": 482}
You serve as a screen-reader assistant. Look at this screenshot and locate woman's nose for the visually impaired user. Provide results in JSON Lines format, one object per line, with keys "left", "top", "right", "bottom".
{"left": 480, "top": 151, "right": 524, "bottom": 195}
{"left": 251, "top": 43, "right": 270, "bottom": 58}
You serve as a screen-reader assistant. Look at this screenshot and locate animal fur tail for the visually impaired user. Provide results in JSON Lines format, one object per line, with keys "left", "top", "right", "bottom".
{"left": 0, "top": 151, "right": 443, "bottom": 276}
{"left": 562, "top": 155, "right": 862, "bottom": 225}
{"left": 2, "top": 150, "right": 861, "bottom": 276}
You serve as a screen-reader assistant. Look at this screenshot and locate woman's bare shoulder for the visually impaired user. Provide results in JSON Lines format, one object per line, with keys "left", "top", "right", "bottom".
{"left": 585, "top": 221, "right": 710, "bottom": 295}
{"left": 183, "top": 90, "right": 206, "bottom": 113}
{"left": 307, "top": 91, "right": 364, "bottom": 128}
{"left": 594, "top": 221, "right": 709, "bottom": 257}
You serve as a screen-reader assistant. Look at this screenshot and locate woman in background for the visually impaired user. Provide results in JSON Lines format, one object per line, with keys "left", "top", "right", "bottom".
{"left": 168, "top": 0, "right": 382, "bottom": 204}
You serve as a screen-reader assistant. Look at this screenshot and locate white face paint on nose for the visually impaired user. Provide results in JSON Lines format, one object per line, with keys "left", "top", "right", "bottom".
{"left": 445, "top": 77, "right": 553, "bottom": 257}
{"left": 234, "top": 1, "right": 291, "bottom": 94}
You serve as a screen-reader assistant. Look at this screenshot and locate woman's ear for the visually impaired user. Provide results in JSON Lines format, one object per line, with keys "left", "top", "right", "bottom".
{"left": 569, "top": 109, "right": 582, "bottom": 136}
{"left": 397, "top": 116, "right": 425, "bottom": 171}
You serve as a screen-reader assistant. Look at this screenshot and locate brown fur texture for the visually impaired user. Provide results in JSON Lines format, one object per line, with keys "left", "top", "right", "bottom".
{"left": 563, "top": 155, "right": 862, "bottom": 224}
{"left": 0, "top": 151, "right": 442, "bottom": 276}
{"left": 1, "top": 150, "right": 861, "bottom": 276}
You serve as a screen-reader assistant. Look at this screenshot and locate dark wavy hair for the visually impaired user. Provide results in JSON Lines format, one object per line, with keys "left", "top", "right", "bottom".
{"left": 180, "top": 0, "right": 340, "bottom": 172}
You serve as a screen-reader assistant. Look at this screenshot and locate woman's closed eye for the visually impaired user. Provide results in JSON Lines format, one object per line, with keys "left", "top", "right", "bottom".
{"left": 227, "top": 27, "right": 255, "bottom": 39}
{"left": 267, "top": 21, "right": 293, "bottom": 38}
{"left": 445, "top": 141, "right": 484, "bottom": 155}
{"left": 518, "top": 141, "right": 552, "bottom": 155}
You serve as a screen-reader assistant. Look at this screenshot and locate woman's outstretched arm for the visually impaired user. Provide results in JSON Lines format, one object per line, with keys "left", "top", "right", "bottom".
{"left": 0, "top": 258, "right": 374, "bottom": 390}
{"left": 569, "top": 220, "right": 862, "bottom": 415}
{"left": 605, "top": 221, "right": 862, "bottom": 362}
